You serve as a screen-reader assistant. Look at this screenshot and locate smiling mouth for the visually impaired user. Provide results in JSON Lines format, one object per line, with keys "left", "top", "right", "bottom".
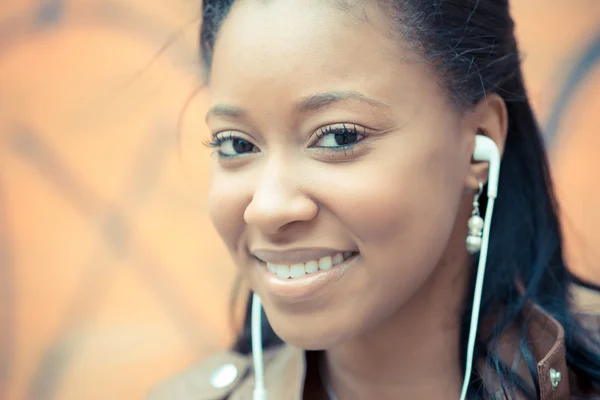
{"left": 258, "top": 251, "right": 359, "bottom": 279}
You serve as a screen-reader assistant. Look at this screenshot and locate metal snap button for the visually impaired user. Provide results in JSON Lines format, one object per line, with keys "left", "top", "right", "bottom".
{"left": 210, "top": 363, "right": 239, "bottom": 389}
{"left": 549, "top": 368, "right": 562, "bottom": 388}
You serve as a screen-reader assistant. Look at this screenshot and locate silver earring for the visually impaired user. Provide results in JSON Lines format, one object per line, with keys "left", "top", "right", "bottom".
{"left": 466, "top": 182, "right": 484, "bottom": 254}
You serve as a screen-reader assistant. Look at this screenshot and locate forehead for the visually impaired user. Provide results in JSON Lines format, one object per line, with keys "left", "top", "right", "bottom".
{"left": 210, "top": 0, "right": 425, "bottom": 98}
{"left": 206, "top": 0, "right": 441, "bottom": 121}
{"left": 216, "top": 0, "right": 386, "bottom": 55}
{"left": 208, "top": 0, "right": 415, "bottom": 86}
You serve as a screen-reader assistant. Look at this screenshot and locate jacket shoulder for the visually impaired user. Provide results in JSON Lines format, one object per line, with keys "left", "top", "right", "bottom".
{"left": 145, "top": 350, "right": 253, "bottom": 400}
{"left": 145, "top": 345, "right": 292, "bottom": 400}
{"left": 572, "top": 284, "right": 600, "bottom": 336}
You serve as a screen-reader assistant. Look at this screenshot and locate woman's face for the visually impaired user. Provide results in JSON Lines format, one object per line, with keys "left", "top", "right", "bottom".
{"left": 206, "top": 0, "right": 476, "bottom": 348}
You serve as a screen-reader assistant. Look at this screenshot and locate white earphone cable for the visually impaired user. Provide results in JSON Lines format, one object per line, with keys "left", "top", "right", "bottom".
{"left": 459, "top": 196, "right": 496, "bottom": 400}
{"left": 251, "top": 293, "right": 267, "bottom": 400}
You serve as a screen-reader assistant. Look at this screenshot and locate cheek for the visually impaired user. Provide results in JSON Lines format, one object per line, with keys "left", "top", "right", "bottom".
{"left": 207, "top": 170, "right": 249, "bottom": 253}
{"left": 281, "top": 131, "right": 470, "bottom": 343}
{"left": 320, "top": 128, "right": 468, "bottom": 289}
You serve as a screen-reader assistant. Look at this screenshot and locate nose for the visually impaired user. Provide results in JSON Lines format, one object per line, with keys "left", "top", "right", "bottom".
{"left": 243, "top": 158, "right": 318, "bottom": 235}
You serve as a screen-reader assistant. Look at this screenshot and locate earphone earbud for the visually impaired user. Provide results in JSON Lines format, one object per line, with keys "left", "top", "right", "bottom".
{"left": 459, "top": 134, "right": 502, "bottom": 400}
{"left": 473, "top": 135, "right": 501, "bottom": 199}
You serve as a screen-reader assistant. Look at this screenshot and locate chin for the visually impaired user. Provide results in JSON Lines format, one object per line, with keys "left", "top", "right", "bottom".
{"left": 269, "top": 319, "right": 348, "bottom": 350}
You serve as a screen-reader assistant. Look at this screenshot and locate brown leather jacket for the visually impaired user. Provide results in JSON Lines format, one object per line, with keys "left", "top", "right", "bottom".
{"left": 147, "top": 287, "right": 600, "bottom": 399}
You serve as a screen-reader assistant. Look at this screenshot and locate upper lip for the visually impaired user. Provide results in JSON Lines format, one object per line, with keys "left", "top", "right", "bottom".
{"left": 251, "top": 248, "right": 355, "bottom": 265}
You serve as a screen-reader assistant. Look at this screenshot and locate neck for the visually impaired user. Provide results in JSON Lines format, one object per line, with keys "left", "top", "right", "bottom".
{"left": 323, "top": 224, "right": 472, "bottom": 399}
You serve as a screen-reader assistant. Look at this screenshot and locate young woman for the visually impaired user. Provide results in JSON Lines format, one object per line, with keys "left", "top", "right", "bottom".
{"left": 150, "top": 0, "right": 600, "bottom": 398}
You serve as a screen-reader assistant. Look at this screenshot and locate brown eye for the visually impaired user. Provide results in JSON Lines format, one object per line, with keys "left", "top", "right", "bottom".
{"left": 314, "top": 125, "right": 365, "bottom": 148}
{"left": 230, "top": 138, "right": 255, "bottom": 154}
{"left": 212, "top": 132, "right": 259, "bottom": 157}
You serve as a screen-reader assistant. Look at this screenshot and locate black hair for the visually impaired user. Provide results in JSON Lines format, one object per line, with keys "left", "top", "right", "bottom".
{"left": 199, "top": 0, "right": 600, "bottom": 398}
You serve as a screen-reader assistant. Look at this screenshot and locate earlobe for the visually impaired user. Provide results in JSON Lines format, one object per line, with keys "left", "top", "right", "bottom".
{"left": 465, "top": 93, "right": 508, "bottom": 191}
{"left": 467, "top": 155, "right": 489, "bottom": 190}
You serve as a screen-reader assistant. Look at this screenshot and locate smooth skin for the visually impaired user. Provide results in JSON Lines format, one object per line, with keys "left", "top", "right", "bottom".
{"left": 206, "top": 0, "right": 507, "bottom": 398}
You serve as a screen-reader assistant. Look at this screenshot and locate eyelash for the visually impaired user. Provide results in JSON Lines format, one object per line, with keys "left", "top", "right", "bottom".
{"left": 202, "top": 124, "right": 368, "bottom": 158}
{"left": 203, "top": 131, "right": 231, "bottom": 149}
{"left": 202, "top": 132, "right": 244, "bottom": 158}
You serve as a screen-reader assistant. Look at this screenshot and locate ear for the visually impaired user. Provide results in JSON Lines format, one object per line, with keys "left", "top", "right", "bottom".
{"left": 465, "top": 93, "right": 508, "bottom": 191}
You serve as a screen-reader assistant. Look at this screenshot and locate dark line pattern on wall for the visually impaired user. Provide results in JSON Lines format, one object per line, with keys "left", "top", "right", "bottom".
{"left": 8, "top": 127, "right": 209, "bottom": 399}
{"left": 545, "top": 30, "right": 600, "bottom": 144}
{"left": 35, "top": 0, "right": 67, "bottom": 27}
{"left": 0, "top": 0, "right": 203, "bottom": 398}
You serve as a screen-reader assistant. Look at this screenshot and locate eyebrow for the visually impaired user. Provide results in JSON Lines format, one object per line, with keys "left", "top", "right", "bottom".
{"left": 205, "top": 90, "right": 391, "bottom": 122}
{"left": 297, "top": 90, "right": 391, "bottom": 113}
{"left": 205, "top": 104, "right": 245, "bottom": 122}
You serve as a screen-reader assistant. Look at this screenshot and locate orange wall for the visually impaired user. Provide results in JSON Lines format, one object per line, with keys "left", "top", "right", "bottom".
{"left": 1, "top": 1, "right": 599, "bottom": 399}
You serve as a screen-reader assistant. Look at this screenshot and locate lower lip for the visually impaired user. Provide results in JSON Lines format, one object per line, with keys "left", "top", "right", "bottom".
{"left": 257, "top": 253, "right": 360, "bottom": 301}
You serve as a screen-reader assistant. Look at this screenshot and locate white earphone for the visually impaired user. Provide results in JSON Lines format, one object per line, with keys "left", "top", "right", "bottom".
{"left": 459, "top": 135, "right": 501, "bottom": 400}
{"left": 473, "top": 135, "right": 501, "bottom": 199}
{"left": 250, "top": 135, "right": 501, "bottom": 400}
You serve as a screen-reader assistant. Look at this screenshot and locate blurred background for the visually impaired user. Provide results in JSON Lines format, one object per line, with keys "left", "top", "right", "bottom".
{"left": 0, "top": 0, "right": 599, "bottom": 399}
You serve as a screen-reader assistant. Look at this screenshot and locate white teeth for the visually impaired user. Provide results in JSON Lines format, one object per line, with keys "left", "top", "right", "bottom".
{"left": 319, "top": 256, "right": 333, "bottom": 271}
{"left": 305, "top": 260, "right": 319, "bottom": 273}
{"left": 290, "top": 264, "right": 306, "bottom": 278}
{"left": 332, "top": 253, "right": 344, "bottom": 265}
{"left": 276, "top": 265, "right": 291, "bottom": 279}
{"left": 265, "top": 252, "right": 356, "bottom": 279}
